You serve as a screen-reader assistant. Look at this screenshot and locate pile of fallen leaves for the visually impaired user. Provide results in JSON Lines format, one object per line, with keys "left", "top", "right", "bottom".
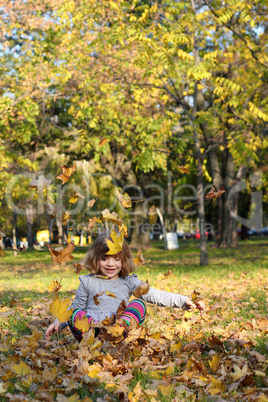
{"left": 0, "top": 268, "right": 268, "bottom": 401}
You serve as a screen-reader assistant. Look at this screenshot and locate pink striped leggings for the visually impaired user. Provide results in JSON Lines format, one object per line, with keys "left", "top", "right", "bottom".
{"left": 68, "top": 299, "right": 146, "bottom": 342}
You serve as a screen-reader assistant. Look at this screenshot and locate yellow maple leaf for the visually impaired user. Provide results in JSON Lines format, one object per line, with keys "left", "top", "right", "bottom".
{"left": 209, "top": 353, "right": 220, "bottom": 373}
{"left": 49, "top": 295, "right": 72, "bottom": 322}
{"left": 106, "top": 230, "right": 124, "bottom": 255}
{"left": 208, "top": 376, "right": 225, "bottom": 395}
{"left": 107, "top": 324, "right": 125, "bottom": 338}
{"left": 134, "top": 249, "right": 145, "bottom": 266}
{"left": 158, "top": 384, "right": 174, "bottom": 396}
{"left": 11, "top": 361, "right": 33, "bottom": 376}
{"left": 170, "top": 342, "right": 182, "bottom": 352}
{"left": 75, "top": 315, "right": 90, "bottom": 333}
{"left": 88, "top": 364, "right": 100, "bottom": 379}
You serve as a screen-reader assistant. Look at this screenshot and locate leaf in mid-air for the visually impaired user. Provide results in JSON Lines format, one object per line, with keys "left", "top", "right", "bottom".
{"left": 93, "top": 291, "right": 104, "bottom": 305}
{"left": 57, "top": 165, "right": 76, "bottom": 185}
{"left": 48, "top": 278, "right": 62, "bottom": 293}
{"left": 134, "top": 249, "right": 145, "bottom": 266}
{"left": 115, "top": 189, "right": 132, "bottom": 208}
{"left": 105, "top": 289, "right": 117, "bottom": 298}
{"left": 69, "top": 192, "right": 85, "bottom": 203}
{"left": 98, "top": 138, "right": 109, "bottom": 147}
{"left": 49, "top": 295, "right": 72, "bottom": 322}
{"left": 102, "top": 209, "right": 124, "bottom": 225}
{"left": 106, "top": 230, "right": 124, "bottom": 255}
{"left": 46, "top": 242, "right": 75, "bottom": 264}
{"left": 205, "top": 186, "right": 225, "bottom": 200}
{"left": 88, "top": 217, "right": 102, "bottom": 231}
{"left": 87, "top": 198, "right": 96, "bottom": 207}
{"left": 133, "top": 280, "right": 150, "bottom": 297}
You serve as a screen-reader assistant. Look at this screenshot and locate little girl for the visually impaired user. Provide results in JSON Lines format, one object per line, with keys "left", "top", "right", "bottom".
{"left": 45, "top": 232, "right": 205, "bottom": 341}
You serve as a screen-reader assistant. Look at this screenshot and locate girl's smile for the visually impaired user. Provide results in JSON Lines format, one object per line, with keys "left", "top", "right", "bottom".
{"left": 99, "top": 254, "right": 122, "bottom": 280}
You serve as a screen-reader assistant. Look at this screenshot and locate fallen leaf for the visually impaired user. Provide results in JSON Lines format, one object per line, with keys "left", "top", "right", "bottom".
{"left": 207, "top": 376, "right": 225, "bottom": 395}
{"left": 105, "top": 289, "right": 117, "bottom": 298}
{"left": 106, "top": 229, "right": 124, "bottom": 255}
{"left": 133, "top": 280, "right": 150, "bottom": 297}
{"left": 209, "top": 353, "right": 220, "bottom": 373}
{"left": 93, "top": 291, "right": 104, "bottom": 305}
{"left": 134, "top": 249, "right": 145, "bottom": 266}
{"left": 49, "top": 295, "right": 72, "bottom": 322}
{"left": 47, "top": 242, "right": 75, "bottom": 264}
{"left": 10, "top": 361, "right": 33, "bottom": 376}
{"left": 28, "top": 175, "right": 52, "bottom": 190}
{"left": 57, "top": 165, "right": 76, "bottom": 185}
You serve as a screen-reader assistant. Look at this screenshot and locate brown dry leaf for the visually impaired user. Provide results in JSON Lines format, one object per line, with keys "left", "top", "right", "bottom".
{"left": 133, "top": 280, "right": 150, "bottom": 297}
{"left": 102, "top": 209, "right": 124, "bottom": 225}
{"left": 115, "top": 189, "right": 132, "bottom": 208}
{"left": 73, "top": 262, "right": 85, "bottom": 274}
{"left": 0, "top": 230, "right": 6, "bottom": 240}
{"left": 28, "top": 175, "right": 52, "bottom": 190}
{"left": 43, "top": 203, "right": 57, "bottom": 218}
{"left": 179, "top": 166, "right": 189, "bottom": 174}
{"left": 206, "top": 186, "right": 226, "bottom": 200}
{"left": 46, "top": 242, "right": 75, "bottom": 264}
{"left": 98, "top": 138, "right": 109, "bottom": 147}
{"left": 48, "top": 278, "right": 62, "bottom": 293}
{"left": 57, "top": 164, "right": 76, "bottom": 185}
{"left": 87, "top": 199, "right": 96, "bottom": 207}
{"left": 93, "top": 291, "right": 104, "bottom": 306}
{"left": 134, "top": 249, "right": 145, "bottom": 266}
{"left": 88, "top": 217, "right": 102, "bottom": 231}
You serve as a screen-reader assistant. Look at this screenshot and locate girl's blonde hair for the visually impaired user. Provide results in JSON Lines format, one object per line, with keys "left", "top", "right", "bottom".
{"left": 83, "top": 231, "right": 136, "bottom": 277}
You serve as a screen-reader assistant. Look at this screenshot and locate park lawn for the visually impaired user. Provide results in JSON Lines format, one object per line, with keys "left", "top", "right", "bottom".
{"left": 0, "top": 238, "right": 268, "bottom": 401}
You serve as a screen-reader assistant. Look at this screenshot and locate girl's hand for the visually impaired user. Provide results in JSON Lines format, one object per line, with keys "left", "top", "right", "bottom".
{"left": 45, "top": 319, "right": 60, "bottom": 340}
{"left": 185, "top": 298, "right": 205, "bottom": 312}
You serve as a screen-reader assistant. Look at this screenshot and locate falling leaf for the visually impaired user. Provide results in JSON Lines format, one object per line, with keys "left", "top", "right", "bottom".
{"left": 209, "top": 353, "right": 220, "bottom": 373}
{"left": 12, "top": 244, "right": 26, "bottom": 253}
{"left": 62, "top": 211, "right": 71, "bottom": 226}
{"left": 57, "top": 165, "right": 76, "bottom": 185}
{"left": 73, "top": 262, "right": 85, "bottom": 274}
{"left": 49, "top": 295, "right": 72, "bottom": 322}
{"left": 0, "top": 247, "right": 6, "bottom": 259}
{"left": 33, "top": 244, "right": 44, "bottom": 251}
{"left": 191, "top": 289, "right": 201, "bottom": 302}
{"left": 10, "top": 361, "right": 33, "bottom": 376}
{"left": 102, "top": 209, "right": 124, "bottom": 225}
{"left": 206, "top": 186, "right": 226, "bottom": 200}
{"left": 69, "top": 192, "right": 84, "bottom": 203}
{"left": 115, "top": 189, "right": 132, "bottom": 208}
{"left": 133, "top": 280, "right": 150, "bottom": 297}
{"left": 93, "top": 291, "right": 104, "bottom": 305}
{"left": 179, "top": 166, "right": 189, "bottom": 174}
{"left": 118, "top": 223, "right": 129, "bottom": 237}
{"left": 43, "top": 203, "right": 57, "bottom": 218}
{"left": 105, "top": 289, "right": 117, "bottom": 298}
{"left": 75, "top": 315, "right": 90, "bottom": 333}
{"left": 106, "top": 230, "right": 124, "bottom": 255}
{"left": 98, "top": 138, "right": 109, "bottom": 147}
{"left": 48, "top": 278, "right": 62, "bottom": 293}
{"left": 0, "top": 230, "right": 6, "bottom": 240}
{"left": 88, "top": 217, "right": 102, "bottom": 231}
{"left": 28, "top": 175, "right": 52, "bottom": 190}
{"left": 134, "top": 249, "right": 145, "bottom": 266}
{"left": 46, "top": 242, "right": 75, "bottom": 264}
{"left": 87, "top": 199, "right": 96, "bottom": 207}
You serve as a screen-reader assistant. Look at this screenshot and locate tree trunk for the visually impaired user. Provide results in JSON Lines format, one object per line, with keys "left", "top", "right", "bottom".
{"left": 26, "top": 204, "right": 35, "bottom": 248}
{"left": 56, "top": 220, "right": 63, "bottom": 245}
{"left": 129, "top": 202, "right": 151, "bottom": 249}
{"left": 12, "top": 211, "right": 18, "bottom": 247}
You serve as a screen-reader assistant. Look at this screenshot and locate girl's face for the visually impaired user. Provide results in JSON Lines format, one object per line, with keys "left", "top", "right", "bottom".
{"left": 99, "top": 254, "right": 122, "bottom": 280}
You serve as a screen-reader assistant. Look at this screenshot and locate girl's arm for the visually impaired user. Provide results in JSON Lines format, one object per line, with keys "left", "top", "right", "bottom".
{"left": 139, "top": 287, "right": 189, "bottom": 309}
